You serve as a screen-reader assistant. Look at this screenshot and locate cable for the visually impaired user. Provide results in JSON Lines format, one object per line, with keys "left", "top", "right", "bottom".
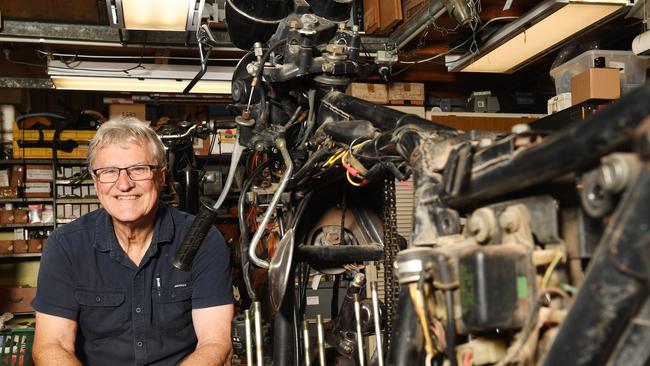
{"left": 391, "top": 15, "right": 519, "bottom": 76}
{"left": 36, "top": 49, "right": 240, "bottom": 62}
{"left": 541, "top": 251, "right": 564, "bottom": 289}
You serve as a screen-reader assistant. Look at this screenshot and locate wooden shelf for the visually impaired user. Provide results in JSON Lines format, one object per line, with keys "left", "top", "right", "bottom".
{"left": 56, "top": 198, "right": 99, "bottom": 204}
{"left": 0, "top": 253, "right": 42, "bottom": 259}
{"left": 0, "top": 198, "right": 53, "bottom": 203}
{"left": 0, "top": 223, "right": 53, "bottom": 228}
{"left": 55, "top": 179, "right": 94, "bottom": 185}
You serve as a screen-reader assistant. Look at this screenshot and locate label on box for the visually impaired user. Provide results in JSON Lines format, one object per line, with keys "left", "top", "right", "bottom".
{"left": 26, "top": 165, "right": 53, "bottom": 182}
{"left": 24, "top": 182, "right": 51, "bottom": 197}
{"left": 0, "top": 170, "right": 8, "bottom": 187}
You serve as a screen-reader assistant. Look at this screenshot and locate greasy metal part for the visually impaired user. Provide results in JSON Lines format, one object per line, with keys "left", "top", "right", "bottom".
{"left": 254, "top": 302, "right": 263, "bottom": 366}
{"left": 608, "top": 298, "right": 650, "bottom": 366}
{"left": 248, "top": 137, "right": 294, "bottom": 269}
{"left": 443, "top": 85, "right": 650, "bottom": 208}
{"left": 370, "top": 282, "right": 385, "bottom": 366}
{"left": 245, "top": 310, "right": 253, "bottom": 366}
{"left": 269, "top": 228, "right": 295, "bottom": 312}
{"left": 541, "top": 167, "right": 650, "bottom": 366}
{"left": 354, "top": 294, "right": 366, "bottom": 366}
{"left": 272, "top": 276, "right": 298, "bottom": 366}
{"left": 303, "top": 321, "right": 311, "bottom": 366}
{"left": 317, "top": 314, "right": 326, "bottom": 366}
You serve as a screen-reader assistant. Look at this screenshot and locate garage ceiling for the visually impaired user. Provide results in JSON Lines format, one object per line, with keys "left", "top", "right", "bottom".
{"left": 0, "top": 0, "right": 643, "bottom": 97}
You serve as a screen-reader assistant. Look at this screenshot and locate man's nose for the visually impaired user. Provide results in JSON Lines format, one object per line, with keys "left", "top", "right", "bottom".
{"left": 115, "top": 169, "right": 135, "bottom": 188}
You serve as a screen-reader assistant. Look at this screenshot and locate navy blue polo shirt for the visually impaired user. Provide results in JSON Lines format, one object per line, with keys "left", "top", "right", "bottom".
{"left": 32, "top": 203, "right": 233, "bottom": 366}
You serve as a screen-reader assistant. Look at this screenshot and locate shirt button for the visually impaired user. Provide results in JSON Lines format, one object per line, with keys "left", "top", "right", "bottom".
{"left": 137, "top": 341, "right": 143, "bottom": 347}
{"left": 95, "top": 296, "right": 101, "bottom": 302}
{"left": 136, "top": 307, "right": 142, "bottom": 313}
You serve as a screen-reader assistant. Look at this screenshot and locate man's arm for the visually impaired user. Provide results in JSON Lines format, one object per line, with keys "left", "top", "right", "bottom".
{"left": 33, "top": 312, "right": 82, "bottom": 366}
{"left": 181, "top": 304, "right": 234, "bottom": 366}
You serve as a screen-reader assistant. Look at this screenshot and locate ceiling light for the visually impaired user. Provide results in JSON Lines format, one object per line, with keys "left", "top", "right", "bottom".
{"left": 447, "top": 0, "right": 631, "bottom": 73}
{"left": 47, "top": 61, "right": 233, "bottom": 94}
{"left": 106, "top": 0, "right": 205, "bottom": 31}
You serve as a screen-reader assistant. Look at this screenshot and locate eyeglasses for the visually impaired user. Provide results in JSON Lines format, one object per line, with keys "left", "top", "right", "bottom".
{"left": 92, "top": 164, "right": 159, "bottom": 183}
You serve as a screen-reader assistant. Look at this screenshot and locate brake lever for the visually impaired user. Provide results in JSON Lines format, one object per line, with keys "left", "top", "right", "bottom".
{"left": 248, "top": 137, "right": 294, "bottom": 269}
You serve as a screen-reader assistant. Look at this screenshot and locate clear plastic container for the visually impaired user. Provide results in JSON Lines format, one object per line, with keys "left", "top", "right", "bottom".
{"left": 549, "top": 50, "right": 648, "bottom": 94}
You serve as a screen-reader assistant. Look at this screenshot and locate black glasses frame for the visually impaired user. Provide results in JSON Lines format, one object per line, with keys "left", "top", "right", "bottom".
{"left": 92, "top": 164, "right": 159, "bottom": 183}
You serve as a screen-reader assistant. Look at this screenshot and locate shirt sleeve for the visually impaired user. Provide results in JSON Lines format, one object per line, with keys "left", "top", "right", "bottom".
{"left": 190, "top": 227, "right": 234, "bottom": 309}
{"left": 31, "top": 233, "right": 79, "bottom": 320}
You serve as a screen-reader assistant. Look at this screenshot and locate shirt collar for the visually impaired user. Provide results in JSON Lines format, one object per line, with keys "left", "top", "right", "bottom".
{"left": 93, "top": 202, "right": 175, "bottom": 253}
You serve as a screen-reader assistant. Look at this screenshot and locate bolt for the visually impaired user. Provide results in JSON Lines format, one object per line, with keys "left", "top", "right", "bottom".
{"left": 352, "top": 25, "right": 359, "bottom": 32}
{"left": 322, "top": 63, "right": 334, "bottom": 73}
{"left": 499, "top": 206, "right": 520, "bottom": 233}
{"left": 511, "top": 123, "right": 531, "bottom": 134}
{"left": 468, "top": 208, "right": 496, "bottom": 244}
{"left": 288, "top": 20, "right": 300, "bottom": 29}
{"left": 324, "top": 231, "right": 341, "bottom": 245}
{"left": 478, "top": 138, "right": 493, "bottom": 148}
{"left": 254, "top": 142, "right": 265, "bottom": 152}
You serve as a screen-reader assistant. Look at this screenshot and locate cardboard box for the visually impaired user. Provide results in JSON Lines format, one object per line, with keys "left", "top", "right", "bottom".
{"left": 0, "top": 169, "right": 9, "bottom": 187}
{"left": 0, "top": 286, "right": 37, "bottom": 313}
{"left": 219, "top": 129, "right": 238, "bottom": 154}
{"left": 12, "top": 239, "right": 27, "bottom": 253}
{"left": 109, "top": 104, "right": 147, "bottom": 121}
{"left": 364, "top": 0, "right": 380, "bottom": 34}
{"left": 24, "top": 182, "right": 51, "bottom": 198}
{"left": 28, "top": 238, "right": 43, "bottom": 253}
{"left": 193, "top": 135, "right": 215, "bottom": 156}
{"left": 0, "top": 240, "right": 12, "bottom": 254}
{"left": 571, "top": 68, "right": 620, "bottom": 105}
{"left": 402, "top": 0, "right": 427, "bottom": 23}
{"left": 0, "top": 187, "right": 18, "bottom": 199}
{"left": 388, "top": 82, "right": 425, "bottom": 105}
{"left": 347, "top": 83, "right": 389, "bottom": 104}
{"left": 10, "top": 165, "right": 24, "bottom": 187}
{"left": 380, "top": 0, "right": 402, "bottom": 35}
{"left": 25, "top": 165, "right": 53, "bottom": 182}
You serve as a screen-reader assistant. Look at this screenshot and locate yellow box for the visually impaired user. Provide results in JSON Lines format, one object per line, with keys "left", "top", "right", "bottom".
{"left": 12, "top": 123, "right": 95, "bottom": 159}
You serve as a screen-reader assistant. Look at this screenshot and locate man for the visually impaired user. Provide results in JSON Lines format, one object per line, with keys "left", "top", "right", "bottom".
{"left": 32, "top": 118, "right": 234, "bottom": 365}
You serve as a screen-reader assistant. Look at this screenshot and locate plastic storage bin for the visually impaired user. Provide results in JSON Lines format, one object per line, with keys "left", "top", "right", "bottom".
{"left": 0, "top": 327, "right": 34, "bottom": 366}
{"left": 549, "top": 50, "right": 648, "bottom": 94}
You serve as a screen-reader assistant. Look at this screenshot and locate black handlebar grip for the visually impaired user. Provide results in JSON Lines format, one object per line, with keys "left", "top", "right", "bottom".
{"left": 172, "top": 197, "right": 218, "bottom": 271}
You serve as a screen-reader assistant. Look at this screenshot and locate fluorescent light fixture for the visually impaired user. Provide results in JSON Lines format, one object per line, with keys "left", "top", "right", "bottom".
{"left": 48, "top": 61, "right": 233, "bottom": 94}
{"left": 448, "top": 0, "right": 631, "bottom": 73}
{"left": 106, "top": 0, "right": 205, "bottom": 31}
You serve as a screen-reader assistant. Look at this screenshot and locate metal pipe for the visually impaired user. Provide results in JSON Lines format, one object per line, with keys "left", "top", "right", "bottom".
{"left": 245, "top": 309, "right": 253, "bottom": 366}
{"left": 254, "top": 302, "right": 263, "bottom": 366}
{"left": 320, "top": 91, "right": 454, "bottom": 132}
{"left": 354, "top": 294, "right": 366, "bottom": 366}
{"left": 371, "top": 282, "right": 385, "bottom": 366}
{"left": 248, "top": 137, "right": 294, "bottom": 268}
{"left": 317, "top": 314, "right": 326, "bottom": 366}
{"left": 303, "top": 320, "right": 311, "bottom": 366}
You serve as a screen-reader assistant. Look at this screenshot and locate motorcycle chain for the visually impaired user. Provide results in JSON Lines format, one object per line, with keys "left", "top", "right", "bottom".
{"left": 383, "top": 176, "right": 400, "bottom": 355}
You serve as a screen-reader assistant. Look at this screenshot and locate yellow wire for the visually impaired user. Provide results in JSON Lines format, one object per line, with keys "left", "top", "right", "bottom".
{"left": 541, "top": 251, "right": 564, "bottom": 289}
{"left": 323, "top": 149, "right": 346, "bottom": 167}
{"left": 346, "top": 170, "right": 364, "bottom": 186}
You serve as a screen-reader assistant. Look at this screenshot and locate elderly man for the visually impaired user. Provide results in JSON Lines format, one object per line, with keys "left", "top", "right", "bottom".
{"left": 32, "top": 118, "right": 233, "bottom": 365}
